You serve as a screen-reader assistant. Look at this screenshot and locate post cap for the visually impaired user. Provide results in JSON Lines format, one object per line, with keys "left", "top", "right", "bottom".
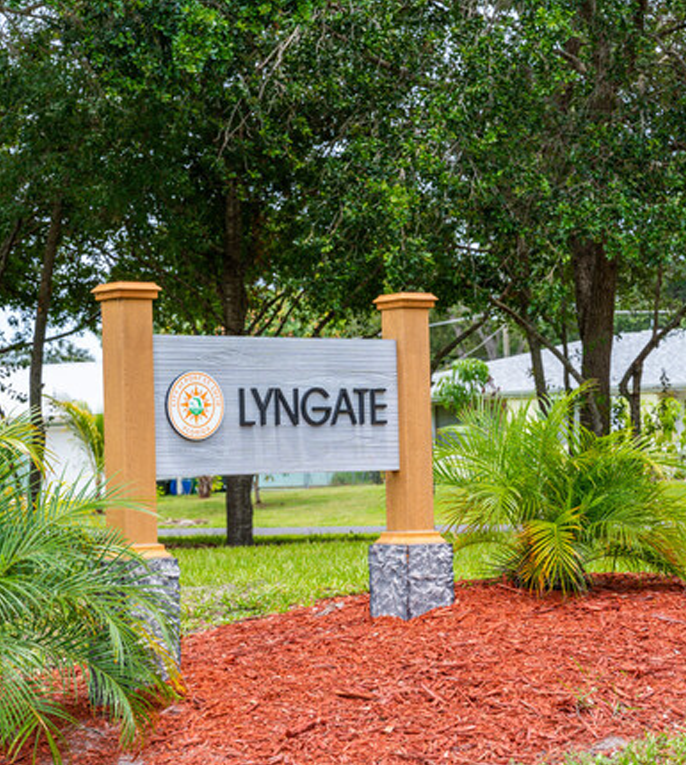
{"left": 374, "top": 292, "right": 437, "bottom": 311}
{"left": 92, "top": 282, "right": 162, "bottom": 302}
{"left": 375, "top": 530, "right": 447, "bottom": 545}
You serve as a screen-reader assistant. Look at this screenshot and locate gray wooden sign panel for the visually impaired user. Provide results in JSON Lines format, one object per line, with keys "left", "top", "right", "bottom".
{"left": 153, "top": 335, "right": 399, "bottom": 478}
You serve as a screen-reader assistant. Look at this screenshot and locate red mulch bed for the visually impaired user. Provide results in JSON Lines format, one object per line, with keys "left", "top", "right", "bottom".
{"left": 8, "top": 573, "right": 686, "bottom": 765}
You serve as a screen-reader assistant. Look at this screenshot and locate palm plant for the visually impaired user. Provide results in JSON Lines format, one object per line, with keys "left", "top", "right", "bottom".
{"left": 48, "top": 398, "right": 105, "bottom": 496}
{"left": 434, "top": 387, "right": 686, "bottom": 594}
{"left": 0, "top": 412, "right": 179, "bottom": 764}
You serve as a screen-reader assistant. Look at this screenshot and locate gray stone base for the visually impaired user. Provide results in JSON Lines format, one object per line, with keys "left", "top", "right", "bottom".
{"left": 369, "top": 543, "right": 454, "bottom": 620}
{"left": 89, "top": 556, "right": 180, "bottom": 705}
{"left": 143, "top": 556, "right": 181, "bottom": 672}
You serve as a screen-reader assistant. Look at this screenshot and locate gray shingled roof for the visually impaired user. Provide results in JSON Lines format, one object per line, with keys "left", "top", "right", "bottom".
{"left": 434, "top": 329, "right": 686, "bottom": 398}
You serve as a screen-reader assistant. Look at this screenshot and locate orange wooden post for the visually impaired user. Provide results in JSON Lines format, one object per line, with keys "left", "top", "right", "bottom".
{"left": 369, "top": 292, "right": 453, "bottom": 620}
{"left": 92, "top": 281, "right": 170, "bottom": 559}
{"left": 374, "top": 292, "right": 446, "bottom": 545}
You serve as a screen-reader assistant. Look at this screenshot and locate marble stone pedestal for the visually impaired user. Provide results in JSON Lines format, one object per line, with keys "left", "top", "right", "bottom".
{"left": 143, "top": 556, "right": 181, "bottom": 671}
{"left": 369, "top": 543, "right": 454, "bottom": 620}
{"left": 89, "top": 556, "right": 180, "bottom": 704}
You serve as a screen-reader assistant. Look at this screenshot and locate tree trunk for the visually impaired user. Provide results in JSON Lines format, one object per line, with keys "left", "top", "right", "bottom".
{"left": 620, "top": 267, "right": 664, "bottom": 436}
{"left": 221, "top": 181, "right": 248, "bottom": 336}
{"left": 525, "top": 327, "right": 549, "bottom": 414}
{"left": 225, "top": 474, "right": 254, "bottom": 546}
{"left": 197, "top": 475, "right": 213, "bottom": 499}
{"left": 29, "top": 200, "right": 63, "bottom": 498}
{"left": 625, "top": 367, "right": 642, "bottom": 435}
{"left": 221, "top": 181, "right": 254, "bottom": 545}
{"left": 572, "top": 238, "right": 617, "bottom": 435}
{"left": 561, "top": 297, "right": 571, "bottom": 394}
{"left": 617, "top": 296, "right": 686, "bottom": 436}
{"left": 253, "top": 474, "right": 263, "bottom": 506}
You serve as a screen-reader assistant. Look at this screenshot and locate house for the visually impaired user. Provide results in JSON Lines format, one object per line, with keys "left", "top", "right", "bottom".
{"left": 0, "top": 362, "right": 103, "bottom": 488}
{"left": 432, "top": 329, "right": 686, "bottom": 423}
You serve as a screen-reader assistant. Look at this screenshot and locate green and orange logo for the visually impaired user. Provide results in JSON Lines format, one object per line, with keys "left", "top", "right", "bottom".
{"left": 166, "top": 371, "right": 224, "bottom": 441}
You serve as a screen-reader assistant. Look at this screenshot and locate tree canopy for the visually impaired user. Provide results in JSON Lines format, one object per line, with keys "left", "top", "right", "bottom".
{"left": 2, "top": 1, "right": 686, "bottom": 535}
{"left": 411, "top": 1, "right": 686, "bottom": 432}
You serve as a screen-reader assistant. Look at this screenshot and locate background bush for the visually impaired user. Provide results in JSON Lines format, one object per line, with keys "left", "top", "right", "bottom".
{"left": 434, "top": 388, "right": 686, "bottom": 594}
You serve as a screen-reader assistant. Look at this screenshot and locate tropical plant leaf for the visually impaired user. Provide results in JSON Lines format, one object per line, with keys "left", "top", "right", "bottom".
{"left": 47, "top": 398, "right": 105, "bottom": 492}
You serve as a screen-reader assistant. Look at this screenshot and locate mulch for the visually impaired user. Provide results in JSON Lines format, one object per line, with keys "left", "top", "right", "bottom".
{"left": 8, "top": 573, "right": 686, "bottom": 765}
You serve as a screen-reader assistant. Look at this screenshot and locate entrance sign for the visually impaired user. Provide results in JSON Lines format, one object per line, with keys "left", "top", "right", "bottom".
{"left": 153, "top": 335, "right": 399, "bottom": 478}
{"left": 94, "top": 283, "right": 453, "bottom": 623}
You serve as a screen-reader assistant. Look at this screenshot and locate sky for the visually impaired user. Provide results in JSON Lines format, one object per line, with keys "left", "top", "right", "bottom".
{"left": 0, "top": 311, "right": 103, "bottom": 363}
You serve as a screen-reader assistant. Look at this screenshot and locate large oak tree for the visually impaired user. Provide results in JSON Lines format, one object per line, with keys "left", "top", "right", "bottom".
{"left": 415, "top": 0, "right": 686, "bottom": 433}
{"left": 1, "top": 0, "right": 465, "bottom": 541}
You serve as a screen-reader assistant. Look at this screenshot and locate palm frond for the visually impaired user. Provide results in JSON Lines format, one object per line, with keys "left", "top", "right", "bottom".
{"left": 517, "top": 509, "right": 586, "bottom": 594}
{"left": 47, "top": 398, "right": 104, "bottom": 476}
{"left": 0, "top": 411, "right": 46, "bottom": 484}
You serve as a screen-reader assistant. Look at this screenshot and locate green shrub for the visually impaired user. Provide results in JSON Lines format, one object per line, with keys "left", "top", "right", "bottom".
{"left": 434, "top": 387, "right": 686, "bottom": 594}
{"left": 432, "top": 358, "right": 498, "bottom": 416}
{"left": 0, "top": 414, "right": 178, "bottom": 763}
{"left": 613, "top": 394, "right": 686, "bottom": 465}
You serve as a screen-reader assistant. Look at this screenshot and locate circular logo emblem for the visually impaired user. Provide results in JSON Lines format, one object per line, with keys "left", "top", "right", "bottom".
{"left": 166, "top": 371, "right": 224, "bottom": 441}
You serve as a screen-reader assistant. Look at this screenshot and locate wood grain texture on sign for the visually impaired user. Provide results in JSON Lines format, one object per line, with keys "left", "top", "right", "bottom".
{"left": 153, "top": 335, "right": 399, "bottom": 478}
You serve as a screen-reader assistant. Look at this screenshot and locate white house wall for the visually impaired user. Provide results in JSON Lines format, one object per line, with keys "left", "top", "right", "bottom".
{"left": 45, "top": 423, "right": 96, "bottom": 491}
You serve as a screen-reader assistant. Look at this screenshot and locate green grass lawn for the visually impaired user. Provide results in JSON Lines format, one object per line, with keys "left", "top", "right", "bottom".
{"left": 158, "top": 482, "right": 462, "bottom": 528}
{"left": 158, "top": 483, "right": 388, "bottom": 528}
{"left": 161, "top": 482, "right": 467, "bottom": 631}
{"left": 169, "top": 532, "right": 486, "bottom": 633}
{"left": 173, "top": 535, "right": 372, "bottom": 632}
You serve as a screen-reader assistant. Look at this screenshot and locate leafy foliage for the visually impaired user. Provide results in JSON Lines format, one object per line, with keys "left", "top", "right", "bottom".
{"left": 432, "top": 359, "right": 497, "bottom": 417}
{"left": 613, "top": 395, "right": 686, "bottom": 465}
{"left": 643, "top": 397, "right": 686, "bottom": 456}
{"left": 412, "top": 1, "right": 686, "bottom": 432}
{"left": 434, "top": 388, "right": 686, "bottom": 594}
{"left": 0, "top": 413, "right": 179, "bottom": 763}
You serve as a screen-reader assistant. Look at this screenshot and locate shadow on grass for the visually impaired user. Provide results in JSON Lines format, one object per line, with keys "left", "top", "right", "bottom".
{"left": 166, "top": 533, "right": 378, "bottom": 550}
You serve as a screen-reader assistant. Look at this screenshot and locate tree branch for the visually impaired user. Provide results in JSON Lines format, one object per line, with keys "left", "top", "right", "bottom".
{"left": 0, "top": 309, "right": 100, "bottom": 357}
{"left": 271, "top": 291, "right": 305, "bottom": 337}
{"left": 253, "top": 291, "right": 294, "bottom": 336}
{"left": 657, "top": 20, "right": 686, "bottom": 39}
{"left": 489, "top": 295, "right": 603, "bottom": 433}
{"left": 246, "top": 290, "right": 289, "bottom": 335}
{"left": 430, "top": 312, "right": 490, "bottom": 373}
{"left": 0, "top": 3, "right": 45, "bottom": 18}
{"left": 618, "top": 303, "right": 686, "bottom": 411}
{"left": 554, "top": 47, "right": 588, "bottom": 75}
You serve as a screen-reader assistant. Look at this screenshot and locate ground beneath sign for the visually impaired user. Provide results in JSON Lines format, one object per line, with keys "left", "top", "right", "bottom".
{"left": 9, "top": 573, "right": 686, "bottom": 765}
